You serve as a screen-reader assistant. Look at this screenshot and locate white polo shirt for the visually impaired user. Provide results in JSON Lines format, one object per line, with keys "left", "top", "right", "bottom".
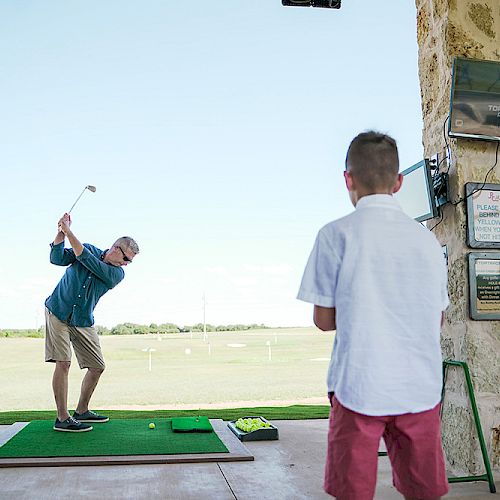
{"left": 297, "top": 194, "right": 449, "bottom": 416}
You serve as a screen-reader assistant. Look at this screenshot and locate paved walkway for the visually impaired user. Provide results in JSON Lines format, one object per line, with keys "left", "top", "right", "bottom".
{"left": 0, "top": 420, "right": 497, "bottom": 499}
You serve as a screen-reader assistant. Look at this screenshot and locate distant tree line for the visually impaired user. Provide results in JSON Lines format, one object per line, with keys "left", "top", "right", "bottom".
{"left": 0, "top": 323, "right": 270, "bottom": 338}
{"left": 100, "top": 322, "right": 270, "bottom": 335}
{"left": 0, "top": 327, "right": 45, "bottom": 338}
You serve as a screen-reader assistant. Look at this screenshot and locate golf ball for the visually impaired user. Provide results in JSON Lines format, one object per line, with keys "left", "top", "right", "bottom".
{"left": 185, "top": 348, "right": 191, "bottom": 355}
{"left": 149, "top": 422, "right": 155, "bottom": 429}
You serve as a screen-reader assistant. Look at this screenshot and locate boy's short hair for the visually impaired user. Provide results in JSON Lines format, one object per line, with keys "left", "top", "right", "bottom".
{"left": 345, "top": 131, "right": 399, "bottom": 191}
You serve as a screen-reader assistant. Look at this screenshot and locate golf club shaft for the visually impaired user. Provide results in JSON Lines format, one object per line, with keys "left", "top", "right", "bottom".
{"left": 68, "top": 187, "right": 87, "bottom": 214}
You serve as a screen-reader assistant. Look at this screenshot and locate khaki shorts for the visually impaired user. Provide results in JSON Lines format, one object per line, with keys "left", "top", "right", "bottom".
{"left": 45, "top": 307, "right": 105, "bottom": 370}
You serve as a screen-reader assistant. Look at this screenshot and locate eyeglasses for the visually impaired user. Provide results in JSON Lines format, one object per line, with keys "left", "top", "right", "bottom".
{"left": 117, "top": 246, "right": 132, "bottom": 263}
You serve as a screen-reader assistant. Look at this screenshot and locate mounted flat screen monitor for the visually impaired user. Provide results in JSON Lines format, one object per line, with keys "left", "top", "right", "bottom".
{"left": 449, "top": 57, "right": 500, "bottom": 141}
{"left": 395, "top": 159, "right": 438, "bottom": 223}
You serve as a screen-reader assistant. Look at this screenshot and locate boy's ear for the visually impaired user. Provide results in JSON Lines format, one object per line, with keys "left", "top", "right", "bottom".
{"left": 344, "top": 170, "right": 354, "bottom": 191}
{"left": 392, "top": 173, "right": 403, "bottom": 194}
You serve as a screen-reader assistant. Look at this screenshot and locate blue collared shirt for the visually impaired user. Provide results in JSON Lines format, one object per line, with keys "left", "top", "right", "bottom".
{"left": 45, "top": 242, "right": 124, "bottom": 327}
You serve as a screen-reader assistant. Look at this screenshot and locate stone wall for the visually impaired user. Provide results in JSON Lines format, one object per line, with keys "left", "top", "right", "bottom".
{"left": 415, "top": 0, "right": 500, "bottom": 475}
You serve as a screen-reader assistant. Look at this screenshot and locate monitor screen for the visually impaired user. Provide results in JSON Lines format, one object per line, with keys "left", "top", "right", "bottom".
{"left": 449, "top": 57, "right": 500, "bottom": 141}
{"left": 395, "top": 159, "right": 438, "bottom": 222}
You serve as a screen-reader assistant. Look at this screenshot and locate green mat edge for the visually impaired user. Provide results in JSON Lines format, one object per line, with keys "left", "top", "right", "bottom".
{"left": 0, "top": 405, "right": 329, "bottom": 425}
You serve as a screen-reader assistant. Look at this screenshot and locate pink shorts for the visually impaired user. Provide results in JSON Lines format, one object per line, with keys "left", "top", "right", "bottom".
{"left": 324, "top": 397, "right": 449, "bottom": 499}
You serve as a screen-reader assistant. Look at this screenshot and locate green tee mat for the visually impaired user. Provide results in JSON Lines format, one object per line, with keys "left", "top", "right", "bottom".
{"left": 171, "top": 416, "right": 213, "bottom": 432}
{"left": 0, "top": 418, "right": 228, "bottom": 458}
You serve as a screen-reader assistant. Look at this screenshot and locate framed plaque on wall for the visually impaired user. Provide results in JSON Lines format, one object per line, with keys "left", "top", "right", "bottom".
{"left": 466, "top": 183, "right": 500, "bottom": 249}
{"left": 468, "top": 252, "right": 500, "bottom": 320}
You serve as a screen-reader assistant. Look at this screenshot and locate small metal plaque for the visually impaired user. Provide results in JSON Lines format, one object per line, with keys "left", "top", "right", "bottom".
{"left": 468, "top": 252, "right": 500, "bottom": 320}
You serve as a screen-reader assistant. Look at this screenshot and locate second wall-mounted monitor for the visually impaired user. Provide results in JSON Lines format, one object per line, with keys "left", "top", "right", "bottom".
{"left": 449, "top": 57, "right": 500, "bottom": 141}
{"left": 395, "top": 159, "right": 439, "bottom": 223}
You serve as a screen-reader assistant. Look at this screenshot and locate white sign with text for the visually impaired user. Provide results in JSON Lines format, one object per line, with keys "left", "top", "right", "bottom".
{"left": 472, "top": 189, "right": 500, "bottom": 243}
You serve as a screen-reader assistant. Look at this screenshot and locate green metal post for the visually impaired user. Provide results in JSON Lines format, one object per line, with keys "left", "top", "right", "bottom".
{"left": 378, "top": 360, "right": 497, "bottom": 494}
{"left": 442, "top": 360, "right": 496, "bottom": 494}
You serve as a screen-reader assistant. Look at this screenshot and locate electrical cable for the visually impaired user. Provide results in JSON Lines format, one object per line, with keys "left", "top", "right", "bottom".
{"left": 431, "top": 115, "right": 452, "bottom": 179}
{"left": 431, "top": 141, "right": 499, "bottom": 230}
{"left": 442, "top": 115, "right": 453, "bottom": 175}
{"left": 430, "top": 208, "right": 445, "bottom": 232}
{"left": 449, "top": 141, "right": 499, "bottom": 206}
{"left": 429, "top": 115, "right": 451, "bottom": 232}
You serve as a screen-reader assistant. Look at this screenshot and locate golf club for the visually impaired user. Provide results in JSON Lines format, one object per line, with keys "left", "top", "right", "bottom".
{"left": 68, "top": 185, "right": 97, "bottom": 214}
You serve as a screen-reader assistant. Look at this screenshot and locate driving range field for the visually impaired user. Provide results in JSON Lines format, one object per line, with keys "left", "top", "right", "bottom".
{"left": 0, "top": 327, "right": 334, "bottom": 411}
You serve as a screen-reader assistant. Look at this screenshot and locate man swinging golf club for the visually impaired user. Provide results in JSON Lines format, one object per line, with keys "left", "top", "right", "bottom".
{"left": 45, "top": 212, "right": 139, "bottom": 432}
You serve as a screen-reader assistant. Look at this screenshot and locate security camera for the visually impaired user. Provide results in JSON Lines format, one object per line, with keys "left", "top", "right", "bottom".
{"left": 282, "top": 0, "right": 341, "bottom": 8}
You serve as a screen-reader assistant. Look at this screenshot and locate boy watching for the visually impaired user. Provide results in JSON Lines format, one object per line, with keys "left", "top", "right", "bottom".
{"left": 298, "top": 131, "right": 449, "bottom": 500}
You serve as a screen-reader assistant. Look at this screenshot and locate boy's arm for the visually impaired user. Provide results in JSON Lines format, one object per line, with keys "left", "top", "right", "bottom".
{"left": 314, "top": 306, "right": 336, "bottom": 331}
{"left": 297, "top": 229, "right": 340, "bottom": 329}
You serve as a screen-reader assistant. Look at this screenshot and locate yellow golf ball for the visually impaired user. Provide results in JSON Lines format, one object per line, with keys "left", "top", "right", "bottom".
{"left": 149, "top": 422, "right": 155, "bottom": 429}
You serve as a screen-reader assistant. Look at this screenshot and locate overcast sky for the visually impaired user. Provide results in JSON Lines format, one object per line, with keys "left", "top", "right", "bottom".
{"left": 0, "top": 1, "right": 424, "bottom": 329}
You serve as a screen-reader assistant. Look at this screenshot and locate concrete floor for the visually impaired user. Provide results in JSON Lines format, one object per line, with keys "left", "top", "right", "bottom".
{"left": 0, "top": 420, "right": 497, "bottom": 499}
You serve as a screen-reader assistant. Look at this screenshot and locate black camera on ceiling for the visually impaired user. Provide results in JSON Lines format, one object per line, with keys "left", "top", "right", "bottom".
{"left": 282, "top": 0, "right": 341, "bottom": 8}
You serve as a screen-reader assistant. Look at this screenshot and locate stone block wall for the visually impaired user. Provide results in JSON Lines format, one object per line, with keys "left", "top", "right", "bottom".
{"left": 415, "top": 0, "right": 499, "bottom": 475}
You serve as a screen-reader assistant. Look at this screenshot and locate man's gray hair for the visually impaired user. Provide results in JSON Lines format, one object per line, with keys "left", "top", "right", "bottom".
{"left": 114, "top": 236, "right": 139, "bottom": 254}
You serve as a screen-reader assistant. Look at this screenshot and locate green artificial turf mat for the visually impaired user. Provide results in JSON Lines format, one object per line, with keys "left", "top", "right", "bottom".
{"left": 0, "top": 418, "right": 228, "bottom": 458}
{"left": 171, "top": 416, "right": 213, "bottom": 432}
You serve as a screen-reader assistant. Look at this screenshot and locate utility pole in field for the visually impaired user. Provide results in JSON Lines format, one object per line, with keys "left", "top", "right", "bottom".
{"left": 203, "top": 292, "right": 207, "bottom": 342}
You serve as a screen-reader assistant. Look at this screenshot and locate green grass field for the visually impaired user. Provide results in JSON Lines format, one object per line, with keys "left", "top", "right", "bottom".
{"left": 0, "top": 327, "right": 334, "bottom": 412}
